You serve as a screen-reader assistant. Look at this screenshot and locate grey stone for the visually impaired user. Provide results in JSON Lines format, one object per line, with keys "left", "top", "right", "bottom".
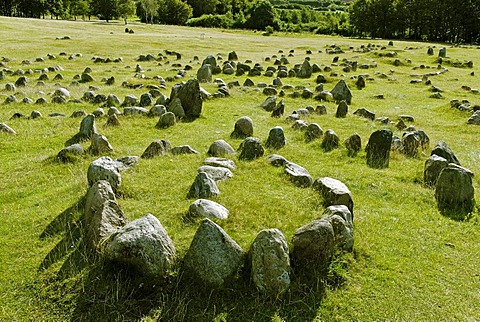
{"left": 105, "top": 114, "right": 120, "bottom": 127}
{"left": 4, "top": 95, "right": 18, "bottom": 104}
{"left": 71, "top": 110, "right": 87, "bottom": 118}
{"left": 431, "top": 141, "right": 460, "bottom": 165}
{"left": 366, "top": 129, "right": 392, "bottom": 169}
{"left": 353, "top": 108, "right": 375, "bottom": 121}
{"left": 335, "top": 100, "right": 348, "bottom": 118}
{"left": 356, "top": 76, "right": 366, "bottom": 89}
{"left": 66, "top": 114, "right": 97, "bottom": 145}
{"left": 106, "top": 94, "right": 121, "bottom": 107}
{"left": 204, "top": 157, "right": 236, "bottom": 170}
{"left": 5, "top": 83, "right": 16, "bottom": 91}
{"left": 84, "top": 180, "right": 127, "bottom": 249}
{"left": 313, "top": 177, "right": 354, "bottom": 214}
{"left": 189, "top": 199, "right": 229, "bottom": 219}
{"left": 402, "top": 132, "right": 420, "bottom": 157}
{"left": 81, "top": 73, "right": 94, "bottom": 82}
{"left": 187, "top": 172, "right": 220, "bottom": 199}
{"left": 156, "top": 111, "right": 176, "bottom": 128}
{"left": 139, "top": 93, "right": 153, "bottom": 107}
{"left": 265, "top": 126, "right": 286, "bottom": 150}
{"left": 30, "top": 110, "right": 42, "bottom": 119}
{"left": 297, "top": 59, "right": 312, "bottom": 78}
{"left": 148, "top": 105, "right": 166, "bottom": 117}
{"left": 292, "top": 120, "right": 308, "bottom": 130}
{"left": 285, "top": 162, "right": 313, "bottom": 188}
{"left": 0, "top": 123, "right": 16, "bottom": 135}
{"left": 231, "top": 116, "right": 254, "bottom": 139}
{"left": 438, "top": 47, "right": 447, "bottom": 58}
{"left": 249, "top": 229, "right": 290, "bottom": 296}
{"left": 88, "top": 133, "right": 114, "bottom": 156}
{"left": 321, "top": 129, "right": 340, "bottom": 152}
{"left": 122, "top": 94, "right": 138, "bottom": 107}
{"left": 238, "top": 137, "right": 264, "bottom": 161}
{"left": 330, "top": 80, "right": 352, "bottom": 104}
{"left": 202, "top": 55, "right": 217, "bottom": 69}
{"left": 168, "top": 79, "right": 203, "bottom": 119}
{"left": 124, "top": 106, "right": 148, "bottom": 116}
{"left": 197, "top": 64, "right": 212, "bottom": 83}
{"left": 321, "top": 205, "right": 354, "bottom": 251}
{"left": 267, "top": 154, "right": 288, "bottom": 167}
{"left": 104, "top": 214, "right": 176, "bottom": 278}
{"left": 87, "top": 156, "right": 123, "bottom": 192}
{"left": 344, "top": 133, "right": 362, "bottom": 156}
{"left": 467, "top": 111, "right": 480, "bottom": 125}
{"left": 207, "top": 140, "right": 235, "bottom": 157}
{"left": 261, "top": 96, "right": 277, "bottom": 111}
{"left": 305, "top": 123, "right": 323, "bottom": 142}
{"left": 15, "top": 76, "right": 28, "bottom": 87}
{"left": 171, "top": 145, "right": 199, "bottom": 155}
{"left": 184, "top": 218, "right": 244, "bottom": 287}
{"left": 141, "top": 140, "right": 172, "bottom": 159}
{"left": 107, "top": 107, "right": 121, "bottom": 116}
{"left": 424, "top": 154, "right": 449, "bottom": 186}
{"left": 271, "top": 99, "right": 285, "bottom": 118}
{"left": 35, "top": 97, "right": 47, "bottom": 104}
{"left": 54, "top": 87, "right": 71, "bottom": 97}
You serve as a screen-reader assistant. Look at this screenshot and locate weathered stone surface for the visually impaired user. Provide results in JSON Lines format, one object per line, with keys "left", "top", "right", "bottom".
{"left": 139, "top": 93, "right": 153, "bottom": 107}
{"left": 124, "top": 106, "right": 148, "bottom": 116}
{"left": 187, "top": 172, "right": 220, "bottom": 199}
{"left": 313, "top": 177, "right": 354, "bottom": 214}
{"left": 148, "top": 105, "right": 166, "bottom": 117}
{"left": 297, "top": 59, "right": 312, "bottom": 78}
{"left": 105, "top": 114, "right": 120, "bottom": 127}
{"left": 171, "top": 145, "right": 199, "bottom": 155}
{"left": 249, "top": 229, "right": 290, "bottom": 296}
{"left": 141, "top": 140, "right": 172, "bottom": 159}
{"left": 424, "top": 154, "right": 449, "bottom": 186}
{"left": 366, "top": 129, "right": 392, "bottom": 169}
{"left": 238, "top": 137, "right": 264, "bottom": 161}
{"left": 197, "top": 165, "right": 233, "bottom": 182}
{"left": 321, "top": 129, "right": 339, "bottom": 152}
{"left": 435, "top": 164, "right": 475, "bottom": 218}
{"left": 321, "top": 205, "right": 354, "bottom": 251}
{"left": 204, "top": 157, "right": 236, "bottom": 170}
{"left": 271, "top": 99, "right": 285, "bottom": 118}
{"left": 267, "top": 154, "right": 288, "bottom": 167}
{"left": 467, "top": 111, "right": 480, "bottom": 125}
{"left": 197, "top": 64, "right": 212, "bottom": 83}
{"left": 122, "top": 94, "right": 137, "bottom": 107}
{"left": 353, "top": 108, "right": 375, "bottom": 121}
{"left": 344, "top": 133, "right": 362, "bottom": 157}
{"left": 88, "top": 133, "right": 113, "bottom": 156}
{"left": 189, "top": 199, "right": 229, "bottom": 219}
{"left": 231, "top": 116, "right": 254, "bottom": 138}
{"left": 291, "top": 218, "right": 335, "bottom": 272}
{"left": 183, "top": 218, "right": 244, "bottom": 287}
{"left": 330, "top": 80, "right": 352, "bottom": 104}
{"left": 284, "top": 162, "right": 313, "bottom": 188}
{"left": 305, "top": 123, "right": 323, "bottom": 142}
{"left": 207, "top": 140, "right": 235, "bottom": 157}
{"left": 56, "top": 144, "right": 84, "bottom": 162}
{"left": 168, "top": 79, "right": 203, "bottom": 119}
{"left": 156, "top": 111, "right": 176, "bottom": 129}
{"left": 431, "top": 141, "right": 460, "bottom": 165}
{"left": 87, "top": 157, "right": 123, "bottom": 192}
{"left": 265, "top": 126, "right": 286, "bottom": 150}
{"left": 66, "top": 114, "right": 97, "bottom": 145}
{"left": 261, "top": 96, "right": 276, "bottom": 111}
{"left": 104, "top": 214, "right": 176, "bottom": 278}
{"left": 84, "top": 180, "right": 127, "bottom": 249}
{"left": 402, "top": 132, "right": 420, "bottom": 157}
{"left": 0, "top": 123, "right": 16, "bottom": 134}
{"left": 335, "top": 100, "right": 348, "bottom": 118}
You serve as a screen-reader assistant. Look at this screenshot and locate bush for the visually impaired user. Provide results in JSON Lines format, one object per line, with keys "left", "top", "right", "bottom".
{"left": 186, "top": 14, "right": 233, "bottom": 28}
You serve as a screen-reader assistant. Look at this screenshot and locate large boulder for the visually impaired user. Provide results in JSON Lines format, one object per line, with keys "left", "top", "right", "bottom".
{"left": 366, "top": 129, "right": 392, "bottom": 169}
{"left": 431, "top": 141, "right": 460, "bottom": 165}
{"left": 248, "top": 229, "right": 291, "bottom": 296}
{"left": 238, "top": 137, "right": 264, "bottom": 161}
{"left": 321, "top": 129, "right": 339, "bottom": 152}
{"left": 88, "top": 133, "right": 114, "bottom": 156}
{"left": 424, "top": 154, "right": 449, "bottom": 186}
{"left": 207, "top": 140, "right": 235, "bottom": 157}
{"left": 84, "top": 180, "right": 127, "bottom": 249}
{"left": 183, "top": 218, "right": 244, "bottom": 287}
{"left": 335, "top": 100, "right": 348, "bottom": 118}
{"left": 330, "top": 80, "right": 352, "bottom": 104}
{"left": 344, "top": 133, "right": 362, "bottom": 157}
{"left": 435, "top": 164, "right": 475, "bottom": 218}
{"left": 168, "top": 79, "right": 203, "bottom": 120}
{"left": 284, "top": 162, "right": 313, "bottom": 188}
{"left": 265, "top": 126, "right": 286, "bottom": 150}
{"left": 187, "top": 172, "right": 220, "bottom": 199}
{"left": 66, "top": 114, "right": 97, "bottom": 145}
{"left": 297, "top": 59, "right": 312, "bottom": 78}
{"left": 313, "top": 177, "right": 354, "bottom": 214}
{"left": 321, "top": 205, "right": 354, "bottom": 251}
{"left": 104, "top": 214, "right": 176, "bottom": 278}
{"left": 189, "top": 199, "right": 229, "bottom": 219}
{"left": 56, "top": 144, "right": 84, "bottom": 162}
{"left": 197, "top": 165, "right": 233, "bottom": 182}
{"left": 87, "top": 157, "right": 122, "bottom": 192}
{"left": 231, "top": 116, "right": 254, "bottom": 139}
{"left": 197, "top": 64, "right": 212, "bottom": 83}
{"left": 141, "top": 140, "right": 172, "bottom": 159}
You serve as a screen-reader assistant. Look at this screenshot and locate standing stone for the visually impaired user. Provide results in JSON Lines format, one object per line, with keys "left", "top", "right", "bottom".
{"left": 105, "top": 114, "right": 120, "bottom": 127}
{"left": 122, "top": 94, "right": 137, "bottom": 107}
{"left": 305, "top": 123, "right": 323, "bottom": 142}
{"left": 402, "top": 132, "right": 420, "bottom": 157}
{"left": 197, "top": 64, "right": 212, "bottom": 83}
{"left": 424, "top": 154, "right": 449, "bottom": 186}
{"left": 156, "top": 112, "right": 176, "bottom": 129}
{"left": 238, "top": 137, "right": 264, "bottom": 161}
{"left": 141, "top": 139, "right": 172, "bottom": 159}
{"left": 187, "top": 172, "right": 220, "bottom": 199}
{"left": 431, "top": 141, "right": 460, "bottom": 165}
{"left": 139, "top": 93, "right": 153, "bottom": 107}
{"left": 66, "top": 114, "right": 97, "bottom": 146}
{"left": 228, "top": 51, "right": 238, "bottom": 61}
{"left": 321, "top": 205, "right": 354, "bottom": 251}
{"left": 0, "top": 123, "right": 16, "bottom": 134}
{"left": 265, "top": 126, "right": 286, "bottom": 150}
{"left": 427, "top": 47, "right": 434, "bottom": 55}
{"left": 166, "top": 98, "right": 185, "bottom": 118}
{"left": 261, "top": 96, "right": 277, "bottom": 111}
{"left": 84, "top": 180, "right": 127, "bottom": 249}
{"left": 207, "top": 140, "right": 235, "bottom": 157}
{"left": 106, "top": 94, "right": 121, "bottom": 107}
{"left": 366, "top": 129, "right": 392, "bottom": 169}
{"left": 231, "top": 116, "right": 254, "bottom": 138}
{"left": 168, "top": 79, "right": 203, "bottom": 120}
{"left": 189, "top": 199, "right": 229, "bottom": 219}
{"left": 202, "top": 55, "right": 217, "bottom": 69}
{"left": 104, "top": 214, "right": 176, "bottom": 278}
{"left": 87, "top": 157, "right": 122, "bottom": 192}
{"left": 297, "top": 59, "right": 312, "bottom": 78}
{"left": 353, "top": 108, "right": 375, "bottom": 121}
{"left": 183, "top": 218, "right": 244, "bottom": 287}
{"left": 88, "top": 133, "right": 114, "bottom": 156}
{"left": 435, "top": 164, "right": 475, "bottom": 218}
{"left": 321, "top": 129, "right": 339, "bottom": 152}
{"left": 284, "top": 162, "right": 313, "bottom": 188}
{"left": 197, "top": 165, "right": 233, "bottom": 182}
{"left": 335, "top": 100, "right": 348, "bottom": 118}
{"left": 291, "top": 219, "right": 335, "bottom": 272}
{"left": 438, "top": 47, "right": 447, "bottom": 58}
{"left": 467, "top": 111, "right": 480, "bottom": 125}
{"left": 313, "top": 177, "right": 354, "bottom": 214}
{"left": 249, "top": 229, "right": 290, "bottom": 296}
{"left": 56, "top": 144, "right": 84, "bottom": 162}
{"left": 330, "top": 80, "right": 352, "bottom": 104}
{"left": 344, "top": 133, "right": 362, "bottom": 157}
{"left": 356, "top": 76, "right": 365, "bottom": 89}
{"left": 271, "top": 99, "right": 285, "bottom": 118}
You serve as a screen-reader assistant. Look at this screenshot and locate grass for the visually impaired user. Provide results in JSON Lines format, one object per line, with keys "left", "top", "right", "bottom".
{"left": 0, "top": 16, "right": 480, "bottom": 321}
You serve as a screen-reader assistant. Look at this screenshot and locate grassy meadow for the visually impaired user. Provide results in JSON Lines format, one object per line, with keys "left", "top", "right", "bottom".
{"left": 0, "top": 17, "right": 479, "bottom": 321}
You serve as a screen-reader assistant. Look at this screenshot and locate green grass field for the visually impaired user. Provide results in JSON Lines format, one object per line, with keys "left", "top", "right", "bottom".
{"left": 0, "top": 17, "right": 479, "bottom": 321}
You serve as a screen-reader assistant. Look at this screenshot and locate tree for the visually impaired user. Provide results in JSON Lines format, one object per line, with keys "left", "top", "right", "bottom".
{"left": 159, "top": 0, "right": 192, "bottom": 25}
{"left": 92, "top": 0, "right": 117, "bottom": 22}
{"left": 244, "top": 0, "right": 279, "bottom": 30}
{"left": 139, "top": 0, "right": 158, "bottom": 23}
{"left": 186, "top": 0, "right": 217, "bottom": 17}
{"left": 117, "top": 0, "right": 134, "bottom": 23}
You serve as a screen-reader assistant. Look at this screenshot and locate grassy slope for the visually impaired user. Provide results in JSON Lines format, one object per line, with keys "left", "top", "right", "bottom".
{"left": 0, "top": 17, "right": 479, "bottom": 321}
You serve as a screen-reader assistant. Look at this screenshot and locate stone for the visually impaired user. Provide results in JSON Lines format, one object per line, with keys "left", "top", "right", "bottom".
{"left": 81, "top": 73, "right": 94, "bottom": 83}
{"left": 238, "top": 137, "right": 264, "bottom": 161}
{"left": 316, "top": 105, "right": 327, "bottom": 115}
{"left": 271, "top": 99, "right": 285, "bottom": 118}
{"left": 71, "top": 110, "right": 87, "bottom": 118}
{"left": 35, "top": 97, "right": 47, "bottom": 105}
{"left": 344, "top": 133, "right": 362, "bottom": 157}
{"left": 168, "top": 79, "right": 203, "bottom": 120}
{"left": 88, "top": 133, "right": 114, "bottom": 156}
{"left": 267, "top": 154, "right": 288, "bottom": 167}
{"left": 108, "top": 107, "right": 121, "bottom": 116}
{"left": 139, "top": 93, "right": 153, "bottom": 107}
{"left": 54, "top": 87, "right": 71, "bottom": 97}
{"left": 321, "top": 205, "right": 354, "bottom": 251}
{"left": 228, "top": 51, "right": 238, "bottom": 61}
{"left": 313, "top": 177, "right": 354, "bottom": 214}
{"left": 249, "top": 229, "right": 290, "bottom": 296}
{"left": 122, "top": 94, "right": 138, "bottom": 107}
{"left": 66, "top": 114, "right": 97, "bottom": 145}
{"left": 155, "top": 112, "right": 176, "bottom": 129}
{"left": 104, "top": 214, "right": 175, "bottom": 278}
{"left": 92, "top": 107, "right": 105, "bottom": 118}
{"left": 105, "top": 114, "right": 120, "bottom": 127}
{"left": 171, "top": 145, "right": 199, "bottom": 155}
{"left": 467, "top": 111, "right": 480, "bottom": 125}
{"left": 435, "top": 164, "right": 475, "bottom": 218}
{"left": 187, "top": 172, "right": 220, "bottom": 199}
{"left": 438, "top": 47, "right": 447, "bottom": 58}
{"left": 366, "top": 129, "right": 392, "bottom": 169}
{"left": 202, "top": 55, "right": 217, "bottom": 69}
{"left": 183, "top": 218, "right": 244, "bottom": 287}
{"left": 84, "top": 180, "right": 127, "bottom": 249}
{"left": 291, "top": 218, "right": 335, "bottom": 272}
{"left": 166, "top": 98, "right": 185, "bottom": 118}
{"left": 0, "top": 123, "right": 16, "bottom": 135}
{"left": 207, "top": 140, "right": 235, "bottom": 157}
{"left": 30, "top": 110, "right": 42, "bottom": 119}
{"left": 204, "top": 157, "right": 236, "bottom": 170}
{"left": 197, "top": 165, "right": 232, "bottom": 182}
{"left": 123, "top": 107, "right": 148, "bottom": 116}
{"left": 15, "top": 76, "right": 28, "bottom": 87}
{"left": 297, "top": 59, "right": 312, "bottom": 78}
{"left": 285, "top": 162, "right": 313, "bottom": 188}
{"left": 424, "top": 154, "right": 449, "bottom": 186}
{"left": 335, "top": 100, "right": 348, "bottom": 118}
{"left": 105, "top": 94, "right": 121, "bottom": 107}
{"left": 330, "top": 80, "right": 352, "bottom": 104}
{"left": 231, "top": 116, "right": 254, "bottom": 139}
{"left": 321, "top": 129, "right": 340, "bottom": 152}
{"left": 197, "top": 64, "right": 212, "bottom": 83}
{"left": 402, "top": 132, "right": 420, "bottom": 157}
{"left": 431, "top": 141, "right": 460, "bottom": 165}
{"left": 189, "top": 199, "right": 229, "bottom": 219}
{"left": 141, "top": 140, "right": 172, "bottom": 159}
{"left": 265, "top": 126, "right": 286, "bottom": 150}
{"left": 353, "top": 108, "right": 375, "bottom": 121}
{"left": 305, "top": 123, "right": 323, "bottom": 142}
{"left": 261, "top": 96, "right": 276, "bottom": 112}
{"left": 5, "top": 83, "right": 16, "bottom": 91}
{"left": 148, "top": 105, "right": 166, "bottom": 117}
{"left": 5, "top": 95, "right": 18, "bottom": 104}
{"left": 356, "top": 76, "right": 366, "bottom": 89}
{"left": 87, "top": 157, "right": 123, "bottom": 192}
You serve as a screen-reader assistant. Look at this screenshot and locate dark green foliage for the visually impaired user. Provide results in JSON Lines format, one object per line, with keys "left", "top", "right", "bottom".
{"left": 186, "top": 13, "right": 234, "bottom": 28}
{"left": 244, "top": 0, "right": 279, "bottom": 30}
